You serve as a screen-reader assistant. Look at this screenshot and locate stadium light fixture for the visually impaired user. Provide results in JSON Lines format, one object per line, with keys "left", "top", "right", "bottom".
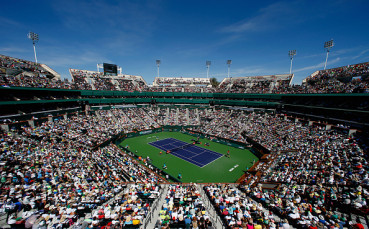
{"left": 324, "top": 39, "right": 334, "bottom": 70}
{"left": 288, "top": 50, "right": 296, "bottom": 75}
{"left": 27, "top": 31, "right": 39, "bottom": 63}
{"left": 227, "top": 60, "right": 232, "bottom": 78}
{"left": 206, "top": 61, "right": 211, "bottom": 78}
{"left": 156, "top": 60, "right": 161, "bottom": 78}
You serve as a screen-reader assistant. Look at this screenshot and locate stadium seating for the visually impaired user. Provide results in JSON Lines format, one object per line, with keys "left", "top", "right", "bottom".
{"left": 1, "top": 54, "right": 369, "bottom": 94}
{"left": 218, "top": 74, "right": 293, "bottom": 94}
{"left": 301, "top": 62, "right": 369, "bottom": 93}
{"left": 204, "top": 184, "right": 283, "bottom": 228}
{"left": 0, "top": 54, "right": 368, "bottom": 228}
{"left": 0, "top": 106, "right": 368, "bottom": 228}
{"left": 156, "top": 184, "right": 214, "bottom": 228}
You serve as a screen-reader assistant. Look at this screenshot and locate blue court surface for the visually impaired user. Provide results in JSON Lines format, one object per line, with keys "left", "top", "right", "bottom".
{"left": 149, "top": 138, "right": 223, "bottom": 167}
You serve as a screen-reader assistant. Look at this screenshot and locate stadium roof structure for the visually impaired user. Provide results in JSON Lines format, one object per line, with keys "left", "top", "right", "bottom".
{"left": 153, "top": 76, "right": 212, "bottom": 87}
{"left": 0, "top": 54, "right": 61, "bottom": 80}
{"left": 219, "top": 74, "right": 294, "bottom": 86}
{"left": 70, "top": 68, "right": 146, "bottom": 83}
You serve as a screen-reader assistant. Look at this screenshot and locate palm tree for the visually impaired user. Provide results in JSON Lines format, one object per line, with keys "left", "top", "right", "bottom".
{"left": 210, "top": 77, "right": 219, "bottom": 87}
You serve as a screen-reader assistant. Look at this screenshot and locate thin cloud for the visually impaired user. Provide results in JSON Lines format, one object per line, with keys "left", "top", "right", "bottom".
{"left": 330, "top": 47, "right": 359, "bottom": 57}
{"left": 219, "top": 1, "right": 298, "bottom": 33}
{"left": 0, "top": 17, "right": 23, "bottom": 28}
{"left": 298, "top": 53, "right": 325, "bottom": 60}
{"left": 52, "top": 0, "right": 160, "bottom": 35}
{"left": 0, "top": 47, "right": 28, "bottom": 53}
{"left": 232, "top": 67, "right": 272, "bottom": 76}
{"left": 50, "top": 0, "right": 161, "bottom": 56}
{"left": 210, "top": 67, "right": 281, "bottom": 78}
{"left": 352, "top": 48, "right": 369, "bottom": 59}
{"left": 43, "top": 51, "right": 112, "bottom": 67}
{"left": 294, "top": 57, "right": 341, "bottom": 72}
{"left": 175, "top": 34, "right": 242, "bottom": 58}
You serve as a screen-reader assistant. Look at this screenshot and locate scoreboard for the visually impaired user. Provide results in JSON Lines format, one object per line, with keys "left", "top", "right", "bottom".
{"left": 103, "top": 63, "right": 118, "bottom": 76}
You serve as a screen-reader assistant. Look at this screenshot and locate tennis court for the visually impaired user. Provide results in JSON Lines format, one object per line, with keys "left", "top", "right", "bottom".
{"left": 120, "top": 132, "right": 258, "bottom": 183}
{"left": 149, "top": 138, "right": 223, "bottom": 167}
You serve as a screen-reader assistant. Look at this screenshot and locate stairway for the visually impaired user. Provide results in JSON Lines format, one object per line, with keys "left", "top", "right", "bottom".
{"left": 197, "top": 184, "right": 225, "bottom": 229}
{"left": 142, "top": 184, "right": 169, "bottom": 229}
{"left": 121, "top": 109, "right": 134, "bottom": 125}
{"left": 108, "top": 110, "right": 118, "bottom": 123}
{"left": 141, "top": 108, "right": 160, "bottom": 127}
{"left": 132, "top": 109, "right": 150, "bottom": 129}
{"left": 111, "top": 79, "right": 121, "bottom": 90}
{"left": 207, "top": 110, "right": 232, "bottom": 135}
{"left": 88, "top": 78, "right": 96, "bottom": 90}
{"left": 40, "top": 64, "right": 61, "bottom": 79}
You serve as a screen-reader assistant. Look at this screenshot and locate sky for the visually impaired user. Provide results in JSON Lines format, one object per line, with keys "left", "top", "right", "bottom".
{"left": 0, "top": 0, "right": 368, "bottom": 85}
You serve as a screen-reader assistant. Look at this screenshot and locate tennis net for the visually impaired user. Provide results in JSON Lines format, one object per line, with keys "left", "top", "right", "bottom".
{"left": 170, "top": 143, "right": 193, "bottom": 152}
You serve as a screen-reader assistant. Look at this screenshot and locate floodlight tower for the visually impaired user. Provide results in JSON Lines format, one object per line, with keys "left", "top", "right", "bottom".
{"left": 324, "top": 39, "right": 334, "bottom": 70}
{"left": 227, "top": 60, "right": 232, "bottom": 78}
{"left": 27, "top": 32, "right": 39, "bottom": 63}
{"left": 156, "top": 60, "right": 161, "bottom": 78}
{"left": 288, "top": 50, "right": 296, "bottom": 74}
{"left": 206, "top": 61, "right": 211, "bottom": 78}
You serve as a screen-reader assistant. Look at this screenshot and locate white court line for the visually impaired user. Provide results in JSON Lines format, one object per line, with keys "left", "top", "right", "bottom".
{"left": 186, "top": 146, "right": 224, "bottom": 167}
{"left": 172, "top": 146, "right": 222, "bottom": 167}
{"left": 200, "top": 154, "right": 224, "bottom": 168}
{"left": 150, "top": 140, "right": 187, "bottom": 152}
{"left": 175, "top": 148, "right": 201, "bottom": 158}
{"left": 148, "top": 138, "right": 204, "bottom": 166}
{"left": 188, "top": 147, "right": 224, "bottom": 163}
{"left": 149, "top": 137, "right": 222, "bottom": 168}
{"left": 148, "top": 138, "right": 178, "bottom": 147}
{"left": 172, "top": 137, "right": 224, "bottom": 156}
{"left": 147, "top": 137, "right": 172, "bottom": 145}
{"left": 187, "top": 145, "right": 223, "bottom": 157}
{"left": 196, "top": 147, "right": 224, "bottom": 156}
{"left": 170, "top": 151, "right": 204, "bottom": 167}
{"left": 170, "top": 142, "right": 223, "bottom": 161}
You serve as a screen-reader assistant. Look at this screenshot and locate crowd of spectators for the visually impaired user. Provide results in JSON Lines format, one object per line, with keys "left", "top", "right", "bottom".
{"left": 240, "top": 181, "right": 367, "bottom": 228}
{"left": 115, "top": 79, "right": 137, "bottom": 92}
{"left": 0, "top": 73, "right": 74, "bottom": 89}
{"left": 218, "top": 64, "right": 369, "bottom": 94}
{"left": 199, "top": 110, "right": 248, "bottom": 142}
{"left": 93, "top": 77, "right": 117, "bottom": 91}
{"left": 154, "top": 77, "right": 211, "bottom": 86}
{"left": 218, "top": 75, "right": 293, "bottom": 94}
{"left": 204, "top": 184, "right": 283, "bottom": 229}
{"left": 69, "top": 69, "right": 94, "bottom": 90}
{"left": 134, "top": 108, "right": 160, "bottom": 128}
{"left": 0, "top": 55, "right": 48, "bottom": 76}
{"left": 192, "top": 109, "right": 232, "bottom": 137}
{"left": 143, "top": 107, "right": 201, "bottom": 126}
{"left": 188, "top": 108, "right": 201, "bottom": 126}
{"left": 193, "top": 110, "right": 368, "bottom": 228}
{"left": 165, "top": 108, "right": 177, "bottom": 126}
{"left": 2, "top": 54, "right": 369, "bottom": 94}
{"left": 88, "top": 182, "right": 161, "bottom": 228}
{"left": 157, "top": 184, "right": 214, "bottom": 228}
{"left": 20, "top": 112, "right": 124, "bottom": 148}
{"left": 237, "top": 115, "right": 369, "bottom": 227}
{"left": 70, "top": 69, "right": 147, "bottom": 92}
{"left": 0, "top": 104, "right": 368, "bottom": 228}
{"left": 299, "top": 63, "right": 369, "bottom": 94}
{"left": 145, "top": 107, "right": 167, "bottom": 126}
{"left": 0, "top": 125, "right": 162, "bottom": 228}
{"left": 146, "top": 86, "right": 216, "bottom": 93}
{"left": 125, "top": 108, "right": 151, "bottom": 131}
